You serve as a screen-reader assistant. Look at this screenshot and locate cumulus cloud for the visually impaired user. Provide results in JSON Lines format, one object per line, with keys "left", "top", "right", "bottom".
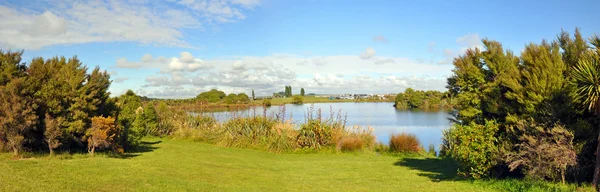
{"left": 359, "top": 47, "right": 377, "bottom": 59}
{"left": 373, "top": 35, "right": 389, "bottom": 43}
{"left": 116, "top": 52, "right": 212, "bottom": 72}
{"left": 0, "top": 0, "right": 260, "bottom": 49}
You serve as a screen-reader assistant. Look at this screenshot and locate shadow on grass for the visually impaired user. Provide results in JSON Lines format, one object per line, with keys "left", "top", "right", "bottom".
{"left": 394, "top": 157, "right": 461, "bottom": 182}
{"left": 109, "top": 140, "right": 162, "bottom": 159}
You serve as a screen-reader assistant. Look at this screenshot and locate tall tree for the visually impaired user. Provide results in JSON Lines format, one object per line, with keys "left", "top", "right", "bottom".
{"left": 300, "top": 88, "right": 305, "bottom": 96}
{"left": 0, "top": 78, "right": 37, "bottom": 156}
{"left": 571, "top": 36, "right": 600, "bottom": 189}
{"left": 251, "top": 89, "right": 255, "bottom": 100}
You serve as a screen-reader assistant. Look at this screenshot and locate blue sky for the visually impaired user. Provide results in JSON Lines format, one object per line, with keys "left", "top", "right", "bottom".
{"left": 1, "top": 0, "right": 599, "bottom": 98}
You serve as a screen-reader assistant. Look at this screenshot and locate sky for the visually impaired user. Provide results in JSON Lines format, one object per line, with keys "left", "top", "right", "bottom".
{"left": 1, "top": 0, "right": 599, "bottom": 98}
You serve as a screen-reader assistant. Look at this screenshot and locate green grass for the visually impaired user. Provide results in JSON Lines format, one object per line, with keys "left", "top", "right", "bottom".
{"left": 0, "top": 138, "right": 588, "bottom": 191}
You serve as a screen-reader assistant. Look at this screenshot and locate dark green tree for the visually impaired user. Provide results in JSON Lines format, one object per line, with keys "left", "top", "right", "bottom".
{"left": 251, "top": 89, "right": 255, "bottom": 100}
{"left": 301, "top": 88, "right": 305, "bottom": 96}
{"left": 571, "top": 40, "right": 600, "bottom": 189}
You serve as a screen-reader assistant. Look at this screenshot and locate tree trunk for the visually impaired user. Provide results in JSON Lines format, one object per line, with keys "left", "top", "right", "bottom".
{"left": 90, "top": 146, "right": 95, "bottom": 157}
{"left": 593, "top": 128, "right": 600, "bottom": 191}
{"left": 561, "top": 168, "right": 565, "bottom": 184}
{"left": 49, "top": 146, "right": 54, "bottom": 156}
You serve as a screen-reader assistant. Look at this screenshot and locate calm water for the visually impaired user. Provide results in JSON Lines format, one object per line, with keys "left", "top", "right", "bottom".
{"left": 201, "top": 102, "right": 452, "bottom": 151}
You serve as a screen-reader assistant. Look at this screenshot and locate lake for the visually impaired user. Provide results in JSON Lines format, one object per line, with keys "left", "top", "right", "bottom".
{"left": 201, "top": 102, "right": 452, "bottom": 151}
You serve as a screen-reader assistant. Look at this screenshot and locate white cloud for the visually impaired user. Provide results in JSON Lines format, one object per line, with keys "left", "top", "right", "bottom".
{"left": 374, "top": 58, "right": 395, "bottom": 65}
{"left": 373, "top": 35, "right": 389, "bottom": 43}
{"left": 128, "top": 53, "right": 453, "bottom": 98}
{"left": 359, "top": 47, "right": 376, "bottom": 59}
{"left": 116, "top": 52, "right": 212, "bottom": 72}
{"left": 437, "top": 33, "right": 483, "bottom": 64}
{"left": 113, "top": 77, "right": 129, "bottom": 83}
{"left": 0, "top": 0, "right": 260, "bottom": 49}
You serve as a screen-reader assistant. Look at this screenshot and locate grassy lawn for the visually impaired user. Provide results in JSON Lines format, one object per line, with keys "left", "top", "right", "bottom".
{"left": 0, "top": 138, "right": 583, "bottom": 191}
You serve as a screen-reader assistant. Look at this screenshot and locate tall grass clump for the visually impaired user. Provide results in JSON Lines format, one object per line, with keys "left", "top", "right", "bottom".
{"left": 389, "top": 132, "right": 421, "bottom": 153}
{"left": 297, "top": 105, "right": 375, "bottom": 151}
{"left": 336, "top": 125, "right": 375, "bottom": 152}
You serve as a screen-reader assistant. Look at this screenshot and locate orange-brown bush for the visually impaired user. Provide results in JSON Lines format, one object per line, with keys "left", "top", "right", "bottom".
{"left": 389, "top": 132, "right": 421, "bottom": 153}
{"left": 337, "top": 136, "right": 364, "bottom": 152}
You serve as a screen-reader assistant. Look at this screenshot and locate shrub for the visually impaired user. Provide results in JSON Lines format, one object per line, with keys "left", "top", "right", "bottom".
{"left": 87, "top": 116, "right": 118, "bottom": 156}
{"left": 504, "top": 121, "right": 577, "bottom": 184}
{"left": 263, "top": 99, "right": 272, "bottom": 107}
{"left": 337, "top": 136, "right": 364, "bottom": 152}
{"left": 297, "top": 119, "right": 337, "bottom": 149}
{"left": 389, "top": 132, "right": 421, "bottom": 153}
{"left": 443, "top": 120, "right": 499, "bottom": 179}
{"left": 292, "top": 95, "right": 304, "bottom": 104}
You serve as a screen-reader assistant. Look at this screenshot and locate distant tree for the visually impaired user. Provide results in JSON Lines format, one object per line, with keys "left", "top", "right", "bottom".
{"left": 44, "top": 113, "right": 63, "bottom": 156}
{"left": 87, "top": 116, "right": 118, "bottom": 156}
{"left": 252, "top": 89, "right": 255, "bottom": 100}
{"left": 0, "top": 78, "right": 37, "bottom": 156}
{"left": 224, "top": 93, "right": 238, "bottom": 104}
{"left": 301, "top": 88, "right": 305, "bottom": 96}
{"left": 196, "top": 89, "right": 227, "bottom": 103}
{"left": 237, "top": 93, "right": 250, "bottom": 104}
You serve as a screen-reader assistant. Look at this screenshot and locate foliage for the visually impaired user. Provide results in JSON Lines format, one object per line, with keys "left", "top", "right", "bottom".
{"left": 389, "top": 132, "right": 421, "bottom": 153}
{"left": 44, "top": 114, "right": 63, "bottom": 155}
{"left": 395, "top": 88, "right": 450, "bottom": 109}
{"left": 262, "top": 99, "right": 272, "bottom": 107}
{"left": 504, "top": 121, "right": 577, "bottom": 184}
{"left": 118, "top": 90, "right": 143, "bottom": 149}
{"left": 443, "top": 121, "right": 499, "bottom": 179}
{"left": 569, "top": 37, "right": 600, "bottom": 188}
{"left": 292, "top": 95, "right": 304, "bottom": 104}
{"left": 0, "top": 77, "right": 37, "bottom": 156}
{"left": 300, "top": 87, "right": 305, "bottom": 96}
{"left": 284, "top": 85, "right": 292, "bottom": 97}
{"left": 195, "top": 89, "right": 226, "bottom": 103}
{"left": 444, "top": 29, "right": 600, "bottom": 184}
{"left": 86, "top": 116, "right": 118, "bottom": 156}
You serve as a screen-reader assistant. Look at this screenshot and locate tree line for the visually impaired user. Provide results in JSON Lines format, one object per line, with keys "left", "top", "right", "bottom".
{"left": 394, "top": 88, "right": 452, "bottom": 109}
{"left": 195, "top": 89, "right": 250, "bottom": 104}
{"left": 0, "top": 51, "right": 158, "bottom": 156}
{"left": 442, "top": 28, "right": 600, "bottom": 186}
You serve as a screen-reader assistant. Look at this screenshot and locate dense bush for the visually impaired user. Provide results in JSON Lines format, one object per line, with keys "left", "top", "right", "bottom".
{"left": 443, "top": 121, "right": 499, "bottom": 179}
{"left": 504, "top": 121, "right": 577, "bottom": 183}
{"left": 263, "top": 99, "right": 272, "bottom": 107}
{"left": 292, "top": 95, "right": 304, "bottom": 104}
{"left": 389, "top": 132, "right": 421, "bottom": 153}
